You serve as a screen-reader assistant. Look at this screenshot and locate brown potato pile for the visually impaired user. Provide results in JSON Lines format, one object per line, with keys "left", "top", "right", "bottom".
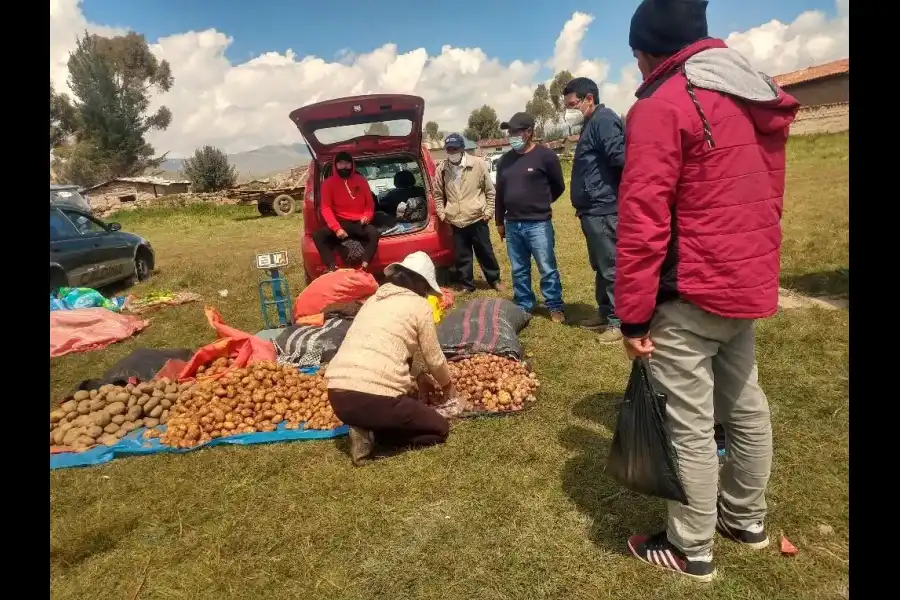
{"left": 415, "top": 354, "right": 539, "bottom": 414}
{"left": 157, "top": 361, "right": 341, "bottom": 449}
{"left": 50, "top": 379, "right": 189, "bottom": 450}
{"left": 195, "top": 356, "right": 236, "bottom": 376}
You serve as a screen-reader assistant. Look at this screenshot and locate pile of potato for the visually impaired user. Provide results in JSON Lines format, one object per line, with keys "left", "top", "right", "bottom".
{"left": 195, "top": 356, "right": 236, "bottom": 377}
{"left": 50, "top": 379, "right": 189, "bottom": 450}
{"left": 157, "top": 361, "right": 341, "bottom": 449}
{"left": 416, "top": 354, "right": 539, "bottom": 414}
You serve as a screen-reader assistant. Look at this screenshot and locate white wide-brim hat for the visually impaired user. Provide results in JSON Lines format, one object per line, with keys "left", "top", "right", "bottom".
{"left": 384, "top": 251, "right": 442, "bottom": 296}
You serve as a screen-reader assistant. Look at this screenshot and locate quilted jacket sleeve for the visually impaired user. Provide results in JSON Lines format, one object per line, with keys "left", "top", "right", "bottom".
{"left": 593, "top": 109, "right": 626, "bottom": 169}
{"left": 615, "top": 98, "right": 686, "bottom": 338}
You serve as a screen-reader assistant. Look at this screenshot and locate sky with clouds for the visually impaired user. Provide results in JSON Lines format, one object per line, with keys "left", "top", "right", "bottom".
{"left": 50, "top": 0, "right": 850, "bottom": 157}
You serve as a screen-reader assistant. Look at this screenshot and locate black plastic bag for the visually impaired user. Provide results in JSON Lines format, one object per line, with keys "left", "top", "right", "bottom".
{"left": 606, "top": 359, "right": 688, "bottom": 505}
{"left": 75, "top": 348, "right": 194, "bottom": 391}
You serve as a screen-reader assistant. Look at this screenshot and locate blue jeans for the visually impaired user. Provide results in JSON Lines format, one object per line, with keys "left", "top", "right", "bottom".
{"left": 504, "top": 220, "right": 564, "bottom": 313}
{"left": 579, "top": 214, "right": 620, "bottom": 327}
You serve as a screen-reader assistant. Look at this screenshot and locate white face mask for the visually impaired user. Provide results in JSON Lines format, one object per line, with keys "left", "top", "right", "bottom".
{"left": 447, "top": 153, "right": 463, "bottom": 164}
{"left": 564, "top": 109, "right": 585, "bottom": 127}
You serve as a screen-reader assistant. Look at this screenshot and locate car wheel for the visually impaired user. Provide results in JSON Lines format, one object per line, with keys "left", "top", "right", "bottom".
{"left": 272, "top": 194, "right": 296, "bottom": 216}
{"left": 50, "top": 269, "right": 67, "bottom": 296}
{"left": 135, "top": 249, "right": 153, "bottom": 282}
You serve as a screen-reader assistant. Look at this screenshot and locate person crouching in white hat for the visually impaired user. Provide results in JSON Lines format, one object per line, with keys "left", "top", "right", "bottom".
{"left": 325, "top": 251, "right": 463, "bottom": 465}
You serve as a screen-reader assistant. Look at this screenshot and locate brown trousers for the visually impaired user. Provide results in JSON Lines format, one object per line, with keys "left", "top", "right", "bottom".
{"left": 329, "top": 389, "right": 450, "bottom": 448}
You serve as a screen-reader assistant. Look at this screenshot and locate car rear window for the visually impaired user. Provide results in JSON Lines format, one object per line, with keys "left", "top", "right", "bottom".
{"left": 313, "top": 119, "right": 412, "bottom": 145}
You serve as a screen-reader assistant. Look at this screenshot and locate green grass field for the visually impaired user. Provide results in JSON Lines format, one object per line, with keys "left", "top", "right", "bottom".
{"left": 49, "top": 132, "right": 849, "bottom": 600}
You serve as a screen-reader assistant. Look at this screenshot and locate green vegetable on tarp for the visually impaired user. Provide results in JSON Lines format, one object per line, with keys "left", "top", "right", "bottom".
{"left": 130, "top": 290, "right": 176, "bottom": 307}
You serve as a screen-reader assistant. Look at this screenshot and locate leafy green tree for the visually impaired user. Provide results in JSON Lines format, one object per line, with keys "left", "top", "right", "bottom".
{"left": 525, "top": 84, "right": 555, "bottom": 138}
{"left": 424, "top": 121, "right": 441, "bottom": 141}
{"left": 50, "top": 82, "right": 77, "bottom": 149}
{"left": 52, "top": 31, "right": 174, "bottom": 186}
{"left": 181, "top": 145, "right": 237, "bottom": 192}
{"left": 465, "top": 105, "right": 502, "bottom": 141}
{"left": 548, "top": 70, "right": 574, "bottom": 122}
{"left": 543, "top": 128, "right": 568, "bottom": 142}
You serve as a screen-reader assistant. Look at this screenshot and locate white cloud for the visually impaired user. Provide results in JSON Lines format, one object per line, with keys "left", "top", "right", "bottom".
{"left": 50, "top": 0, "right": 126, "bottom": 91}
{"left": 725, "top": 0, "right": 849, "bottom": 77}
{"left": 50, "top": 0, "right": 850, "bottom": 157}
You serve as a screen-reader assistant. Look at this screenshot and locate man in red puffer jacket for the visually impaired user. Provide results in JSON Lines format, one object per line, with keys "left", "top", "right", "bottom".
{"left": 615, "top": 0, "right": 799, "bottom": 582}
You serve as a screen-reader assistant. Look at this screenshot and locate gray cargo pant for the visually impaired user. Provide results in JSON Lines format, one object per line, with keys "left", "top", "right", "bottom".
{"left": 648, "top": 300, "right": 773, "bottom": 557}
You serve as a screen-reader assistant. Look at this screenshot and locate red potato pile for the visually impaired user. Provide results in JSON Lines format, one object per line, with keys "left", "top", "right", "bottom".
{"left": 50, "top": 379, "right": 189, "bottom": 450}
{"left": 415, "top": 354, "right": 540, "bottom": 414}
{"left": 155, "top": 361, "right": 341, "bottom": 448}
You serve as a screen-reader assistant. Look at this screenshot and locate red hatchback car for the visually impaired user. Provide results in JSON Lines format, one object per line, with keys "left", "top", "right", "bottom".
{"left": 289, "top": 94, "right": 455, "bottom": 283}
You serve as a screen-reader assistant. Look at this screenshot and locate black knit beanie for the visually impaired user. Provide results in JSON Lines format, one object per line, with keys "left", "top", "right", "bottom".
{"left": 629, "top": 0, "right": 709, "bottom": 56}
{"left": 334, "top": 151, "right": 353, "bottom": 164}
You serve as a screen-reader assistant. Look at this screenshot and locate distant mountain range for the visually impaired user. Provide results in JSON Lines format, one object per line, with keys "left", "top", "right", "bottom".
{"left": 160, "top": 143, "right": 312, "bottom": 180}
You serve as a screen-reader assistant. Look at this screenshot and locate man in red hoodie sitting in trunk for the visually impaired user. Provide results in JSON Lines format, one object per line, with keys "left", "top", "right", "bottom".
{"left": 614, "top": 0, "right": 799, "bottom": 582}
{"left": 313, "top": 151, "right": 380, "bottom": 271}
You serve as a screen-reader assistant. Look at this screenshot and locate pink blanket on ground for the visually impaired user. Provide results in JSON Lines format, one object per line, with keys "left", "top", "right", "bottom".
{"left": 50, "top": 308, "right": 150, "bottom": 358}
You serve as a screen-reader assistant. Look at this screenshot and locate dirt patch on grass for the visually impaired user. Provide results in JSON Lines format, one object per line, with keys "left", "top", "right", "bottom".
{"left": 778, "top": 287, "right": 848, "bottom": 311}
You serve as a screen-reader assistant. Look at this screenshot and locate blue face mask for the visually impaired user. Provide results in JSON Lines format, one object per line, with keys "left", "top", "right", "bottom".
{"left": 509, "top": 136, "right": 526, "bottom": 152}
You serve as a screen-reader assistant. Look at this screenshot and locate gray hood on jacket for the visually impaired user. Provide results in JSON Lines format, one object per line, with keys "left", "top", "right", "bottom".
{"left": 684, "top": 47, "right": 779, "bottom": 102}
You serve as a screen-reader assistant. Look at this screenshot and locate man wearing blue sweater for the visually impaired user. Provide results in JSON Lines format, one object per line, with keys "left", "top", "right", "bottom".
{"left": 495, "top": 112, "right": 567, "bottom": 324}
{"left": 563, "top": 77, "right": 626, "bottom": 342}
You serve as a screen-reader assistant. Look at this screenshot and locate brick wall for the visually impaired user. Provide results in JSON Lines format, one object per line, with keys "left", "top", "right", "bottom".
{"left": 790, "top": 102, "right": 849, "bottom": 136}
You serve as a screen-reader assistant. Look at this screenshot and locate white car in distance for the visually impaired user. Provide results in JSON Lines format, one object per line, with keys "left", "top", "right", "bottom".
{"left": 485, "top": 153, "right": 503, "bottom": 186}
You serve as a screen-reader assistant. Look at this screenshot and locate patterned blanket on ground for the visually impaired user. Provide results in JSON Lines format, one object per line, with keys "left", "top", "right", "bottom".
{"left": 273, "top": 317, "right": 353, "bottom": 368}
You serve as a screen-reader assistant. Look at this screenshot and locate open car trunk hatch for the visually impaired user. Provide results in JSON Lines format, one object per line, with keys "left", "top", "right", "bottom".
{"left": 289, "top": 94, "right": 424, "bottom": 161}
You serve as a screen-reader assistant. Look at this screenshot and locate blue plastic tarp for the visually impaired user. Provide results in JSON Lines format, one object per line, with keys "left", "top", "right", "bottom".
{"left": 49, "top": 364, "right": 348, "bottom": 470}
{"left": 49, "top": 421, "right": 349, "bottom": 470}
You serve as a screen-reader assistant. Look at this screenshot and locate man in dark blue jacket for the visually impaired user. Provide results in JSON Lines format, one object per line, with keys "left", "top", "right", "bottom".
{"left": 563, "top": 77, "right": 626, "bottom": 342}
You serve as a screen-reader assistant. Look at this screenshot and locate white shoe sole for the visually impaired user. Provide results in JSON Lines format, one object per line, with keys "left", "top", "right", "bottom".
{"left": 716, "top": 519, "right": 770, "bottom": 550}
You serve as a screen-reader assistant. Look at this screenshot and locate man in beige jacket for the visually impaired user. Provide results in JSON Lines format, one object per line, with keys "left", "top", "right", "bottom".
{"left": 434, "top": 133, "right": 503, "bottom": 293}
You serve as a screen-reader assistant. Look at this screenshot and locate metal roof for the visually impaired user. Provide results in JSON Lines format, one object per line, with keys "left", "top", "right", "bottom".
{"left": 85, "top": 176, "right": 190, "bottom": 192}
{"left": 774, "top": 58, "right": 849, "bottom": 88}
{"left": 477, "top": 138, "right": 511, "bottom": 148}
{"left": 423, "top": 136, "right": 477, "bottom": 151}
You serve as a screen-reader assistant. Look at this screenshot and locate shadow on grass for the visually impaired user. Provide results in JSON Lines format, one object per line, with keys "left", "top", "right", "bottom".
{"left": 94, "top": 268, "right": 169, "bottom": 299}
{"left": 561, "top": 302, "right": 597, "bottom": 326}
{"left": 782, "top": 267, "right": 849, "bottom": 298}
{"left": 232, "top": 215, "right": 268, "bottom": 222}
{"left": 560, "top": 393, "right": 667, "bottom": 553}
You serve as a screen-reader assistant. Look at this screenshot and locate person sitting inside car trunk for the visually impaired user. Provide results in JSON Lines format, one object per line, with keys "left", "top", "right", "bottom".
{"left": 313, "top": 151, "right": 380, "bottom": 271}
{"left": 378, "top": 170, "right": 426, "bottom": 221}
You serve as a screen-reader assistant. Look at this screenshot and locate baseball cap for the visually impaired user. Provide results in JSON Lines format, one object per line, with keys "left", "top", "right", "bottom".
{"left": 444, "top": 133, "right": 465, "bottom": 149}
{"left": 500, "top": 112, "right": 535, "bottom": 132}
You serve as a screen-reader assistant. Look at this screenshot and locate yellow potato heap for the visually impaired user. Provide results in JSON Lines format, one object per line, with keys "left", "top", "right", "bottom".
{"left": 49, "top": 379, "right": 187, "bottom": 450}
{"left": 195, "top": 356, "right": 235, "bottom": 377}
{"left": 157, "top": 361, "right": 341, "bottom": 448}
{"left": 417, "top": 354, "right": 539, "bottom": 413}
